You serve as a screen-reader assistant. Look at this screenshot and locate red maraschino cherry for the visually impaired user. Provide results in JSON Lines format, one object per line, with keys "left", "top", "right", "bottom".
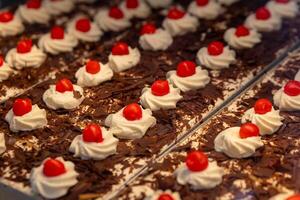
{"left": 0, "top": 11, "right": 14, "bottom": 23}
{"left": 287, "top": 194, "right": 300, "bottom": 200}
{"left": 126, "top": 0, "right": 139, "bottom": 9}
{"left": 109, "top": 6, "right": 124, "bottom": 19}
{"left": 43, "top": 158, "right": 67, "bottom": 177}
{"left": 76, "top": 18, "right": 91, "bottom": 33}
{"left": 185, "top": 150, "right": 208, "bottom": 172}
{"left": 82, "top": 123, "right": 103, "bottom": 143}
{"left": 51, "top": 26, "right": 64, "bottom": 39}
{"left": 235, "top": 25, "right": 250, "bottom": 37}
{"left": 123, "top": 103, "right": 143, "bottom": 121}
{"left": 284, "top": 80, "right": 300, "bottom": 96}
{"left": 140, "top": 23, "right": 157, "bottom": 35}
{"left": 167, "top": 7, "right": 185, "bottom": 19}
{"left": 176, "top": 61, "right": 196, "bottom": 77}
{"left": 276, "top": 0, "right": 289, "bottom": 3}
{"left": 55, "top": 78, "right": 74, "bottom": 93}
{"left": 254, "top": 98, "right": 273, "bottom": 114}
{"left": 196, "top": 0, "right": 209, "bottom": 6}
{"left": 158, "top": 193, "right": 174, "bottom": 200}
{"left": 26, "top": 0, "right": 41, "bottom": 9}
{"left": 207, "top": 41, "right": 224, "bottom": 56}
{"left": 0, "top": 56, "right": 4, "bottom": 67}
{"left": 256, "top": 7, "right": 271, "bottom": 20}
{"left": 151, "top": 80, "right": 170, "bottom": 96}
{"left": 13, "top": 98, "right": 32, "bottom": 116}
{"left": 112, "top": 42, "right": 129, "bottom": 55}
{"left": 17, "top": 39, "right": 32, "bottom": 54}
{"left": 86, "top": 60, "right": 101, "bottom": 74}
{"left": 239, "top": 123, "right": 260, "bottom": 139}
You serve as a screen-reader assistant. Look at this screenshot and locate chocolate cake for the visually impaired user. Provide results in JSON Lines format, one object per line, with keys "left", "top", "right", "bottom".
{"left": 117, "top": 49, "right": 300, "bottom": 200}
{"left": 0, "top": 0, "right": 299, "bottom": 199}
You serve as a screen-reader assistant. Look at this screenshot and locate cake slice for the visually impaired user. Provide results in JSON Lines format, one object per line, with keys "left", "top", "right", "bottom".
{"left": 116, "top": 49, "right": 300, "bottom": 199}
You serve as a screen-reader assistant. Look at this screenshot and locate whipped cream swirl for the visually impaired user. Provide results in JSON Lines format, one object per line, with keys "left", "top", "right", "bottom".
{"left": 43, "top": 85, "right": 84, "bottom": 110}
{"left": 38, "top": 33, "right": 78, "bottom": 55}
{"left": 214, "top": 127, "right": 263, "bottom": 158}
{"left": 16, "top": 5, "right": 50, "bottom": 24}
{"left": 188, "top": 0, "right": 223, "bottom": 20}
{"left": 139, "top": 28, "right": 173, "bottom": 51}
{"left": 120, "top": 0, "right": 151, "bottom": 19}
{"left": 196, "top": 46, "right": 236, "bottom": 70}
{"left": 105, "top": 106, "right": 156, "bottom": 139}
{"left": 274, "top": 88, "right": 300, "bottom": 111}
{"left": 224, "top": 28, "right": 262, "bottom": 49}
{"left": 245, "top": 12, "right": 282, "bottom": 32}
{"left": 75, "top": 62, "right": 113, "bottom": 87}
{"left": 108, "top": 47, "right": 141, "bottom": 72}
{"left": 217, "top": 0, "right": 239, "bottom": 6}
{"left": 69, "top": 128, "right": 119, "bottom": 160}
{"left": 162, "top": 13, "right": 199, "bottom": 36}
{"left": 267, "top": 0, "right": 298, "bottom": 18}
{"left": 5, "top": 105, "right": 47, "bottom": 132}
{"left": 43, "top": 0, "right": 74, "bottom": 16}
{"left": 95, "top": 9, "right": 131, "bottom": 32}
{"left": 67, "top": 16, "right": 103, "bottom": 42}
{"left": 167, "top": 67, "right": 210, "bottom": 92}
{"left": 145, "top": 190, "right": 181, "bottom": 200}
{"left": 0, "top": 15, "right": 24, "bottom": 37}
{"left": 174, "top": 160, "right": 224, "bottom": 190}
{"left": 140, "top": 84, "right": 183, "bottom": 111}
{"left": 0, "top": 133, "right": 6, "bottom": 155}
{"left": 146, "top": 0, "right": 173, "bottom": 9}
{"left": 241, "top": 108, "right": 283, "bottom": 135}
{"left": 0, "top": 62, "right": 14, "bottom": 82}
{"left": 5, "top": 46, "right": 46, "bottom": 70}
{"left": 30, "top": 157, "right": 78, "bottom": 199}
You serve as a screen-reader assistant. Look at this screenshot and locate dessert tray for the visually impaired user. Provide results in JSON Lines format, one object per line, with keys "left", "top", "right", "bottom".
{"left": 0, "top": 0, "right": 299, "bottom": 200}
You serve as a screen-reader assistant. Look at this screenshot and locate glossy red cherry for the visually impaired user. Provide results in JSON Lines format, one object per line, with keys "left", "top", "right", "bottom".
{"left": 43, "top": 158, "right": 67, "bottom": 177}
{"left": 75, "top": 18, "right": 91, "bottom": 33}
{"left": 254, "top": 98, "right": 272, "bottom": 114}
{"left": 207, "top": 41, "right": 224, "bottom": 56}
{"left": 82, "top": 124, "right": 103, "bottom": 143}
{"left": 126, "top": 0, "right": 139, "bottom": 9}
{"left": 284, "top": 80, "right": 300, "bottom": 96}
{"left": 185, "top": 150, "right": 208, "bottom": 172}
{"left": 17, "top": 39, "right": 32, "bottom": 54}
{"left": 196, "top": 0, "right": 209, "bottom": 6}
{"left": 287, "top": 194, "right": 300, "bottom": 200}
{"left": 235, "top": 25, "right": 250, "bottom": 37}
{"left": 255, "top": 7, "right": 271, "bottom": 20}
{"left": 13, "top": 98, "right": 32, "bottom": 116}
{"left": 112, "top": 42, "right": 129, "bottom": 55}
{"left": 26, "top": 0, "right": 41, "bottom": 9}
{"left": 51, "top": 26, "right": 64, "bottom": 39}
{"left": 167, "top": 7, "right": 185, "bottom": 19}
{"left": 151, "top": 80, "right": 170, "bottom": 96}
{"left": 0, "top": 56, "right": 4, "bottom": 67}
{"left": 158, "top": 193, "right": 174, "bottom": 200}
{"left": 55, "top": 78, "right": 74, "bottom": 93}
{"left": 109, "top": 6, "right": 124, "bottom": 19}
{"left": 86, "top": 60, "right": 101, "bottom": 74}
{"left": 239, "top": 123, "right": 260, "bottom": 139}
{"left": 0, "top": 11, "right": 14, "bottom": 23}
{"left": 176, "top": 61, "right": 196, "bottom": 77}
{"left": 276, "top": 0, "right": 289, "bottom": 3}
{"left": 123, "top": 103, "right": 143, "bottom": 121}
{"left": 140, "top": 23, "right": 157, "bottom": 35}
